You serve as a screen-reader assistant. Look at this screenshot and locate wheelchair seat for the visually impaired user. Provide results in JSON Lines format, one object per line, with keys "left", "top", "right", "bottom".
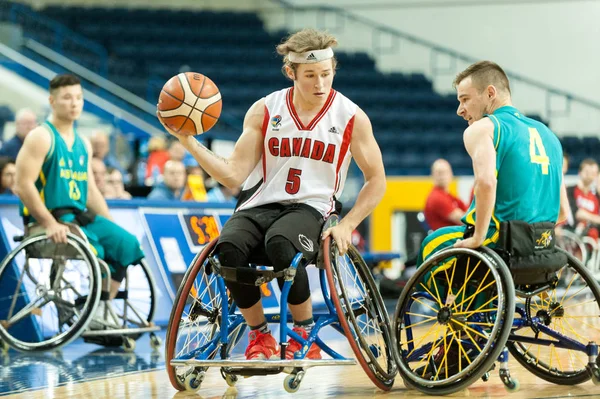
{"left": 494, "top": 220, "right": 568, "bottom": 285}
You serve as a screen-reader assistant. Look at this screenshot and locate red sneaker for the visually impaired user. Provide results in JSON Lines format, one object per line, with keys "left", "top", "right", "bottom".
{"left": 285, "top": 327, "right": 322, "bottom": 360}
{"left": 245, "top": 330, "right": 280, "bottom": 360}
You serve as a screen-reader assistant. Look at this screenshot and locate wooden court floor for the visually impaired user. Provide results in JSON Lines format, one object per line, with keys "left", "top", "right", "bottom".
{"left": 2, "top": 343, "right": 599, "bottom": 399}
{"left": 4, "top": 361, "right": 600, "bottom": 399}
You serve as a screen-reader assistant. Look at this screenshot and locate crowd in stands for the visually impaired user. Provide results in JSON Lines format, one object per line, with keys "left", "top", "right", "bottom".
{"left": 0, "top": 107, "right": 241, "bottom": 205}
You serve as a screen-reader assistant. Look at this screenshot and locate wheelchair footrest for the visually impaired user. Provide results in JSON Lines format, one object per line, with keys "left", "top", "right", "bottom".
{"left": 82, "top": 325, "right": 160, "bottom": 337}
{"left": 169, "top": 358, "right": 356, "bottom": 369}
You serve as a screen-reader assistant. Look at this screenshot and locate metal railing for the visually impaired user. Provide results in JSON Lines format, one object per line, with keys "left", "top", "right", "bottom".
{"left": 7, "top": 3, "right": 244, "bottom": 136}
{"left": 0, "top": 42, "right": 164, "bottom": 138}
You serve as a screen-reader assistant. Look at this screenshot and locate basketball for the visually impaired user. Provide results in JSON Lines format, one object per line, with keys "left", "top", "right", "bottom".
{"left": 157, "top": 72, "right": 222, "bottom": 136}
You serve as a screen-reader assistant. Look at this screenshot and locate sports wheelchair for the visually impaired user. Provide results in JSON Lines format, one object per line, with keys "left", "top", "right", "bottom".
{"left": 0, "top": 222, "right": 161, "bottom": 353}
{"left": 165, "top": 216, "right": 397, "bottom": 393}
{"left": 393, "top": 221, "right": 600, "bottom": 395}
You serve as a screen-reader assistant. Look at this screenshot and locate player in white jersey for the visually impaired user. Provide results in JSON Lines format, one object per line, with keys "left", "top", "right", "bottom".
{"left": 160, "top": 29, "right": 386, "bottom": 361}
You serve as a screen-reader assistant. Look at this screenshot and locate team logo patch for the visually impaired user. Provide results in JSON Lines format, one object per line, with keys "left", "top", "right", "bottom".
{"left": 68, "top": 159, "right": 73, "bottom": 168}
{"left": 535, "top": 230, "right": 553, "bottom": 249}
{"left": 298, "top": 234, "right": 314, "bottom": 252}
{"left": 79, "top": 155, "right": 85, "bottom": 166}
{"left": 328, "top": 126, "right": 338, "bottom": 134}
{"left": 271, "top": 115, "right": 282, "bottom": 130}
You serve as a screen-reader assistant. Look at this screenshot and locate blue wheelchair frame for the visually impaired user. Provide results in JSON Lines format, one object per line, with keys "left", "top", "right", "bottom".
{"left": 173, "top": 253, "right": 358, "bottom": 365}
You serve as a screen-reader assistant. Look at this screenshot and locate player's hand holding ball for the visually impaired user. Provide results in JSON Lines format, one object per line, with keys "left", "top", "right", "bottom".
{"left": 157, "top": 72, "right": 222, "bottom": 138}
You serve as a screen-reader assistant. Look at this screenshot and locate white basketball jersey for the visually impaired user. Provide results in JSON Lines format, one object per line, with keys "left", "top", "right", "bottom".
{"left": 236, "top": 87, "right": 357, "bottom": 217}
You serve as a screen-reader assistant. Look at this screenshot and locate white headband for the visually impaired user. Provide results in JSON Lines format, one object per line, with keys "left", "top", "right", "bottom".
{"left": 288, "top": 48, "right": 334, "bottom": 64}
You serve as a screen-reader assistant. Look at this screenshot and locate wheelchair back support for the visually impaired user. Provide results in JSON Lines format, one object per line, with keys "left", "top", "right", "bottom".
{"left": 495, "top": 220, "right": 567, "bottom": 285}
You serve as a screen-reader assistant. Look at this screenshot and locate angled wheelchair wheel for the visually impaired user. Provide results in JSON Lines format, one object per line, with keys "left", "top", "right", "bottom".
{"left": 323, "top": 237, "right": 397, "bottom": 391}
{"left": 165, "top": 238, "right": 243, "bottom": 391}
{"left": 0, "top": 233, "right": 101, "bottom": 352}
{"left": 556, "top": 229, "right": 587, "bottom": 265}
{"left": 392, "top": 247, "right": 515, "bottom": 395}
{"left": 507, "top": 249, "right": 600, "bottom": 385}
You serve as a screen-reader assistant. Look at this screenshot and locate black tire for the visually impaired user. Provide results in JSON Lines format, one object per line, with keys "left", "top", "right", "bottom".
{"left": 507, "top": 248, "right": 600, "bottom": 385}
{"left": 0, "top": 233, "right": 101, "bottom": 352}
{"left": 392, "top": 247, "right": 515, "bottom": 395}
{"left": 323, "top": 237, "right": 397, "bottom": 390}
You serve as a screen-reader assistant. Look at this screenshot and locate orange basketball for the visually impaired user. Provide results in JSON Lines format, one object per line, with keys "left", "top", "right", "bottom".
{"left": 157, "top": 72, "right": 222, "bottom": 136}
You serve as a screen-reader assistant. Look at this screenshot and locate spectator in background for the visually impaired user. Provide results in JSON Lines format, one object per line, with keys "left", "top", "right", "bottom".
{"left": 91, "top": 157, "right": 112, "bottom": 197}
{"left": 145, "top": 136, "right": 169, "bottom": 184}
{"left": 105, "top": 167, "right": 132, "bottom": 199}
{"left": 206, "top": 183, "right": 240, "bottom": 204}
{"left": 0, "top": 108, "right": 37, "bottom": 159}
{"left": 567, "top": 158, "right": 600, "bottom": 238}
{"left": 424, "top": 158, "right": 468, "bottom": 230}
{"left": 90, "top": 131, "right": 122, "bottom": 172}
{"left": 0, "top": 157, "right": 16, "bottom": 195}
{"left": 147, "top": 160, "right": 186, "bottom": 200}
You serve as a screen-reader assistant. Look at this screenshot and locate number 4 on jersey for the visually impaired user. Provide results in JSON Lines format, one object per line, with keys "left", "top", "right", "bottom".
{"left": 529, "top": 128, "right": 549, "bottom": 175}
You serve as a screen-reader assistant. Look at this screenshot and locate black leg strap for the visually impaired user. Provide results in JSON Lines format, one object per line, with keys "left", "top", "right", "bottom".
{"left": 208, "top": 256, "right": 297, "bottom": 286}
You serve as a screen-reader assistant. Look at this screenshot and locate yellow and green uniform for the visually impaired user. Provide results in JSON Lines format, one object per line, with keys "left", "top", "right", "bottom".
{"left": 22, "top": 121, "right": 144, "bottom": 277}
{"left": 417, "top": 106, "right": 563, "bottom": 265}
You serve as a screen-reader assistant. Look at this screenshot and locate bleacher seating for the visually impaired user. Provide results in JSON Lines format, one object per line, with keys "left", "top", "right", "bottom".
{"left": 0, "top": 2, "right": 591, "bottom": 175}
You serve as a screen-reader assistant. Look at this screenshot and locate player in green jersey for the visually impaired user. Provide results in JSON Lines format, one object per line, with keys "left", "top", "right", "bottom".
{"left": 14, "top": 74, "right": 144, "bottom": 300}
{"left": 417, "top": 61, "right": 571, "bottom": 264}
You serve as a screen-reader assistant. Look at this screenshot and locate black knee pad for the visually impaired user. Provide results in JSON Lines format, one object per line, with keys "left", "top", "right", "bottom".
{"left": 266, "top": 235, "right": 310, "bottom": 305}
{"left": 217, "top": 242, "right": 261, "bottom": 309}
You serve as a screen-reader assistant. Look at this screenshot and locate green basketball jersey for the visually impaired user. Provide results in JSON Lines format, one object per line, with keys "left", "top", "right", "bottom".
{"left": 463, "top": 106, "right": 563, "bottom": 230}
{"left": 22, "top": 121, "right": 89, "bottom": 217}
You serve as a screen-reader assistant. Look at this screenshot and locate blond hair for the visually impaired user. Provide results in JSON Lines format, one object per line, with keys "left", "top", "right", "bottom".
{"left": 276, "top": 28, "right": 338, "bottom": 78}
{"left": 453, "top": 61, "right": 511, "bottom": 94}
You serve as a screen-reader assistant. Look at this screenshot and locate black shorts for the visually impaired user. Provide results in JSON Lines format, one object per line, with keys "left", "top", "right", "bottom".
{"left": 218, "top": 203, "right": 324, "bottom": 262}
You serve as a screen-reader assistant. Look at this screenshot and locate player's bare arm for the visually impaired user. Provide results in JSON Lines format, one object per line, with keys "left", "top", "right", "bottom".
{"left": 83, "top": 137, "right": 112, "bottom": 220}
{"left": 322, "top": 107, "right": 386, "bottom": 255}
{"left": 161, "top": 98, "right": 265, "bottom": 188}
{"left": 557, "top": 182, "right": 571, "bottom": 224}
{"left": 14, "top": 127, "right": 69, "bottom": 243}
{"left": 456, "top": 118, "right": 497, "bottom": 248}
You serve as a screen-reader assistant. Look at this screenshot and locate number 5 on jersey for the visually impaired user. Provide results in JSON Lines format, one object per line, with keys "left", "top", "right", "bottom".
{"left": 286, "top": 168, "right": 302, "bottom": 194}
{"left": 529, "top": 128, "right": 549, "bottom": 175}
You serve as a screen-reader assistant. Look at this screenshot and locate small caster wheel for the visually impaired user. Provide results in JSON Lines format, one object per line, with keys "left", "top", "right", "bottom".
{"left": 122, "top": 337, "right": 135, "bottom": 353}
{"left": 503, "top": 378, "right": 520, "bottom": 392}
{"left": 184, "top": 371, "right": 204, "bottom": 392}
{"left": 149, "top": 334, "right": 162, "bottom": 349}
{"left": 284, "top": 374, "right": 300, "bottom": 393}
{"left": 481, "top": 372, "right": 490, "bottom": 382}
{"left": 225, "top": 374, "right": 238, "bottom": 387}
